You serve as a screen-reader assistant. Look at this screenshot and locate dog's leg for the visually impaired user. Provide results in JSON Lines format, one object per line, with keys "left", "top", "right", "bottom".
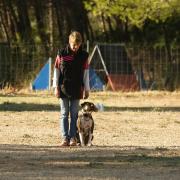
{"left": 79, "top": 132, "right": 85, "bottom": 146}
{"left": 87, "top": 122, "right": 94, "bottom": 146}
{"left": 87, "top": 133, "right": 93, "bottom": 146}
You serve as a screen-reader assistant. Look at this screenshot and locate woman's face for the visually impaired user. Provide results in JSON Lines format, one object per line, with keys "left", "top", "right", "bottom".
{"left": 69, "top": 40, "right": 81, "bottom": 52}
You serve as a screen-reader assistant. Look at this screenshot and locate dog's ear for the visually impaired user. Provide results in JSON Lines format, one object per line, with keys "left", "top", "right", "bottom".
{"left": 81, "top": 101, "right": 90, "bottom": 107}
{"left": 81, "top": 102, "right": 86, "bottom": 107}
{"left": 89, "top": 102, "right": 98, "bottom": 112}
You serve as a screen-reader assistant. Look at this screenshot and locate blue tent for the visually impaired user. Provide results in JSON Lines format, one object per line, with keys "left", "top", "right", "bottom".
{"left": 89, "top": 68, "right": 104, "bottom": 91}
{"left": 32, "top": 59, "right": 51, "bottom": 90}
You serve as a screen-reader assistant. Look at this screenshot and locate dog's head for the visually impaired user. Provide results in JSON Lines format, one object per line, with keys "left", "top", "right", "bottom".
{"left": 81, "top": 102, "right": 98, "bottom": 113}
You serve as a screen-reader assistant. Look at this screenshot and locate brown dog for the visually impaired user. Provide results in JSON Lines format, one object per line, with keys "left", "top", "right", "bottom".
{"left": 77, "top": 102, "right": 98, "bottom": 146}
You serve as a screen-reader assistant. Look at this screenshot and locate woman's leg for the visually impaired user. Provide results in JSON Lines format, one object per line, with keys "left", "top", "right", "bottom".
{"left": 69, "top": 99, "right": 80, "bottom": 139}
{"left": 60, "top": 98, "right": 69, "bottom": 139}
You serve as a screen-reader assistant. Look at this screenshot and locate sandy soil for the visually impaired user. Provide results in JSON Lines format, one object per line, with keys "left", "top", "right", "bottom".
{"left": 0, "top": 91, "right": 180, "bottom": 179}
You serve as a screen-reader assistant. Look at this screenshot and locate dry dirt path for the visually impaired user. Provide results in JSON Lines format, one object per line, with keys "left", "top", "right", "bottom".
{"left": 0, "top": 91, "right": 180, "bottom": 179}
{"left": 0, "top": 145, "right": 180, "bottom": 180}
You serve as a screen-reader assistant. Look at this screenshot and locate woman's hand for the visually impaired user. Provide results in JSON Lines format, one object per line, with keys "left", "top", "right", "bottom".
{"left": 84, "top": 90, "right": 89, "bottom": 99}
{"left": 54, "top": 87, "right": 60, "bottom": 98}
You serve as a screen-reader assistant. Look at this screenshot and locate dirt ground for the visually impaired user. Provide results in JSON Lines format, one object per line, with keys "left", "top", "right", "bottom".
{"left": 0, "top": 90, "right": 180, "bottom": 179}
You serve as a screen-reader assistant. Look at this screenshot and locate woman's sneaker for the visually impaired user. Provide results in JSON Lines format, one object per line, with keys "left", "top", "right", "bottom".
{"left": 60, "top": 138, "right": 69, "bottom": 146}
{"left": 70, "top": 137, "right": 77, "bottom": 146}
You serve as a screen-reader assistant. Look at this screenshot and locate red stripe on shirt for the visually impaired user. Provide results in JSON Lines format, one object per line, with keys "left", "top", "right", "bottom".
{"left": 83, "top": 59, "right": 89, "bottom": 69}
{"left": 62, "top": 55, "right": 73, "bottom": 61}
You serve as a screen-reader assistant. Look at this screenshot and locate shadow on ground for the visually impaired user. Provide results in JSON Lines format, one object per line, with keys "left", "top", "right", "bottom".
{"left": 0, "top": 102, "right": 180, "bottom": 112}
{"left": 104, "top": 106, "right": 180, "bottom": 112}
{"left": 0, "top": 144, "right": 180, "bottom": 179}
{"left": 0, "top": 102, "right": 60, "bottom": 111}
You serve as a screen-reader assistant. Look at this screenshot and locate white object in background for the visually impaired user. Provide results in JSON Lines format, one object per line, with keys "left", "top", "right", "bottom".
{"left": 96, "top": 103, "right": 104, "bottom": 112}
{"left": 100, "top": 103, "right": 104, "bottom": 111}
{"left": 95, "top": 103, "right": 100, "bottom": 110}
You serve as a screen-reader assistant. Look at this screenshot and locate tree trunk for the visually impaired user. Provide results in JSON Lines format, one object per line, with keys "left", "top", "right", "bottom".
{"left": 162, "top": 24, "right": 175, "bottom": 91}
{"left": 124, "top": 17, "right": 130, "bottom": 42}
{"left": 0, "top": 0, "right": 16, "bottom": 42}
{"left": 101, "top": 13, "right": 109, "bottom": 42}
{"left": 53, "top": 0, "right": 66, "bottom": 45}
{"left": 16, "top": 0, "right": 34, "bottom": 43}
{"left": 113, "top": 16, "right": 124, "bottom": 42}
{"left": 32, "top": 0, "right": 50, "bottom": 57}
{"left": 107, "top": 16, "right": 114, "bottom": 41}
{"left": 0, "top": 10, "right": 10, "bottom": 42}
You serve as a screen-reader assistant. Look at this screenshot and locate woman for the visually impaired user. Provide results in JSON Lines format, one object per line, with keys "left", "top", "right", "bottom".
{"left": 53, "top": 31, "right": 90, "bottom": 146}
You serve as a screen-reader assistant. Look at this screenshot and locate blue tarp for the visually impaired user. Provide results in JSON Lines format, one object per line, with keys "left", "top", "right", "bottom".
{"left": 32, "top": 63, "right": 103, "bottom": 91}
{"left": 89, "top": 68, "right": 104, "bottom": 91}
{"left": 32, "top": 61, "right": 50, "bottom": 90}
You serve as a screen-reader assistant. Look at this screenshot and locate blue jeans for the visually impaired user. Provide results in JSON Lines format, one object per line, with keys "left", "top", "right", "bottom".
{"left": 60, "top": 98, "right": 80, "bottom": 139}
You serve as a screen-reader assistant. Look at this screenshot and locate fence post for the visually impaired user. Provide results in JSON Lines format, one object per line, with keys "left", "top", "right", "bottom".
{"left": 87, "top": 40, "right": 89, "bottom": 53}
{"left": 48, "top": 57, "right": 52, "bottom": 90}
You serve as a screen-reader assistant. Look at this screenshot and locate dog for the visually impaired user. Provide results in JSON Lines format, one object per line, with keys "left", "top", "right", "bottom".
{"left": 76, "top": 102, "right": 98, "bottom": 146}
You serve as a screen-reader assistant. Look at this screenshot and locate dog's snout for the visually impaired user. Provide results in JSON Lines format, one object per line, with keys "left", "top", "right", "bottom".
{"left": 84, "top": 105, "right": 89, "bottom": 111}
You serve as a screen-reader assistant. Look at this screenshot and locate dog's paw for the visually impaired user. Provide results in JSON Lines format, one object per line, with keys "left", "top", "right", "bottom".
{"left": 87, "top": 143, "right": 92, "bottom": 147}
{"left": 81, "top": 143, "right": 85, "bottom": 147}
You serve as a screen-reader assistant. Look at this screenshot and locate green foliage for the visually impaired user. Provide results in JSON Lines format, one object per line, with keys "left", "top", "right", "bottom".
{"left": 85, "top": 0, "right": 180, "bottom": 27}
{"left": 83, "top": 0, "right": 180, "bottom": 46}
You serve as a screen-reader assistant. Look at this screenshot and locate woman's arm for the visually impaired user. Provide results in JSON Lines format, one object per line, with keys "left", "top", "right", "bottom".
{"left": 83, "top": 58, "right": 90, "bottom": 99}
{"left": 53, "top": 55, "right": 61, "bottom": 97}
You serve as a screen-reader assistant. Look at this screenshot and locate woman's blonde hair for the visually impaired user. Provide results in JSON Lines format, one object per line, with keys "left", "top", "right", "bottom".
{"left": 69, "top": 31, "right": 82, "bottom": 45}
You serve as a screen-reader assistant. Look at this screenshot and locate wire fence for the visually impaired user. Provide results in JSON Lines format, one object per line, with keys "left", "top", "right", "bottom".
{"left": 90, "top": 44, "right": 180, "bottom": 91}
{"left": 0, "top": 43, "right": 57, "bottom": 88}
{"left": 0, "top": 43, "right": 179, "bottom": 91}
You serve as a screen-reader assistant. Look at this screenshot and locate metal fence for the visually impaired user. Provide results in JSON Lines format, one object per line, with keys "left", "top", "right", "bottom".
{"left": 90, "top": 44, "right": 180, "bottom": 91}
{"left": 0, "top": 43, "right": 57, "bottom": 88}
{"left": 0, "top": 43, "right": 179, "bottom": 91}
